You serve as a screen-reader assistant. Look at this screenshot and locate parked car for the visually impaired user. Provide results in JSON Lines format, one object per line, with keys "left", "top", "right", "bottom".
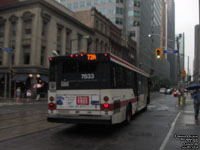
{"left": 159, "top": 88, "right": 166, "bottom": 94}
{"left": 166, "top": 88, "right": 173, "bottom": 94}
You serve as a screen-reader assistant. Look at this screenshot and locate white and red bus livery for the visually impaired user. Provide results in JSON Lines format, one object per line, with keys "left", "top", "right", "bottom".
{"left": 47, "top": 53, "right": 150, "bottom": 124}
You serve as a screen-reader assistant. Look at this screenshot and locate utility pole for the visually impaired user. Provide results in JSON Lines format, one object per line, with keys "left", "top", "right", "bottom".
{"left": 187, "top": 55, "right": 189, "bottom": 85}
{"left": 176, "top": 34, "right": 182, "bottom": 106}
{"left": 164, "top": 0, "right": 168, "bottom": 59}
{"left": 176, "top": 36, "right": 181, "bottom": 87}
{"left": 160, "top": 0, "right": 164, "bottom": 50}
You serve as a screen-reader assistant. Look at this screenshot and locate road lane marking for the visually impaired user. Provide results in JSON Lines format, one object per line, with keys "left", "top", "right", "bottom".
{"left": 159, "top": 112, "right": 181, "bottom": 150}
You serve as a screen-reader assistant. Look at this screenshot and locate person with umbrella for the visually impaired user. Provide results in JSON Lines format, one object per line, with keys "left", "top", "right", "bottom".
{"left": 191, "top": 88, "right": 200, "bottom": 120}
{"left": 186, "top": 83, "right": 200, "bottom": 120}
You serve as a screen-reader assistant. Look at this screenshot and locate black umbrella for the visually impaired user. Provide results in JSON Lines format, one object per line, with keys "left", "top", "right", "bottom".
{"left": 185, "top": 83, "right": 200, "bottom": 90}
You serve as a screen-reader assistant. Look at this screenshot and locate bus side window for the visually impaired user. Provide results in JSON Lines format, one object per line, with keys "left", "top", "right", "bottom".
{"left": 133, "top": 72, "right": 138, "bottom": 96}
{"left": 112, "top": 67, "right": 117, "bottom": 87}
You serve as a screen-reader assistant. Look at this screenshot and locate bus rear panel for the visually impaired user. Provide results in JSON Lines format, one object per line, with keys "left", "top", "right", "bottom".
{"left": 47, "top": 53, "right": 150, "bottom": 125}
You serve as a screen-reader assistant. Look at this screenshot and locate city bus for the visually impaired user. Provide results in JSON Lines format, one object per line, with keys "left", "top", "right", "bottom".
{"left": 47, "top": 53, "right": 150, "bottom": 125}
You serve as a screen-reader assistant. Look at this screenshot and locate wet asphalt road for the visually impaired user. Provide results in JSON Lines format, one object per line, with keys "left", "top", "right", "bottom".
{"left": 0, "top": 94, "right": 196, "bottom": 150}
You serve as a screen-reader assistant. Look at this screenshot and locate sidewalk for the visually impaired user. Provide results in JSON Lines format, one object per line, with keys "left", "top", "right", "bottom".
{"left": 0, "top": 97, "right": 47, "bottom": 105}
{"left": 165, "top": 94, "right": 200, "bottom": 150}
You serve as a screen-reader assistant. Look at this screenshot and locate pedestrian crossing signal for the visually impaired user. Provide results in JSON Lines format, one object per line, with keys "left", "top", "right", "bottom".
{"left": 155, "top": 48, "right": 162, "bottom": 60}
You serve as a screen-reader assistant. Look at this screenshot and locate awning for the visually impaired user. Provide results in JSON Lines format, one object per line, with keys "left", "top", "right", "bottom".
{"left": 12, "top": 74, "right": 29, "bottom": 82}
{"left": 40, "top": 75, "right": 49, "bottom": 83}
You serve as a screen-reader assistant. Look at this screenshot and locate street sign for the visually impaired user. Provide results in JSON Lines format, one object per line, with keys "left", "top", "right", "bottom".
{"left": 0, "top": 47, "right": 14, "bottom": 53}
{"left": 163, "top": 50, "right": 179, "bottom": 54}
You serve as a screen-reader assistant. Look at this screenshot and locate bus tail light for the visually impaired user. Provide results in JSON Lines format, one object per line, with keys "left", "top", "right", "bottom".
{"left": 48, "top": 103, "right": 56, "bottom": 110}
{"left": 104, "top": 96, "right": 109, "bottom": 101}
{"left": 104, "top": 103, "right": 109, "bottom": 109}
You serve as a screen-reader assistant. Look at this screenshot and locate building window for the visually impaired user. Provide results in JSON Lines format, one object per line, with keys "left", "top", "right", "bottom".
{"left": 134, "top": 1, "right": 140, "bottom": 7}
{"left": 23, "top": 20, "right": 32, "bottom": 39}
{"left": 0, "top": 51, "right": 2, "bottom": 65}
{"left": 66, "top": 29, "right": 71, "bottom": 55}
{"left": 57, "top": 25, "right": 63, "bottom": 55}
{"left": 73, "top": 2, "right": 78, "bottom": 9}
{"left": 101, "top": 0, "right": 106, "bottom": 4}
{"left": 96, "top": 20, "right": 99, "bottom": 29}
{"left": 101, "top": 23, "right": 104, "bottom": 32}
{"left": 77, "top": 34, "right": 82, "bottom": 52}
{"left": 80, "top": 1, "right": 85, "bottom": 8}
{"left": 128, "top": 11, "right": 134, "bottom": 17}
{"left": 95, "top": 39, "right": 99, "bottom": 52}
{"left": 67, "top": 3, "right": 72, "bottom": 9}
{"left": 129, "top": 1, "right": 134, "bottom": 6}
{"left": 10, "top": 22, "right": 16, "bottom": 41}
{"left": 87, "top": 0, "right": 92, "bottom": 6}
{"left": 116, "top": 0, "right": 123, "bottom": 3}
{"left": 116, "top": 7, "right": 123, "bottom": 15}
{"left": 133, "top": 21, "right": 140, "bottom": 26}
{"left": 128, "top": 31, "right": 136, "bottom": 37}
{"left": 41, "top": 46, "right": 45, "bottom": 66}
{"left": 105, "top": 26, "right": 107, "bottom": 35}
{"left": 23, "top": 45, "right": 31, "bottom": 64}
{"left": 0, "top": 42, "right": 3, "bottom": 65}
{"left": 21, "top": 11, "right": 34, "bottom": 39}
{"left": 94, "top": 0, "right": 99, "bottom": 5}
{"left": 116, "top": 18, "right": 123, "bottom": 25}
{"left": 42, "top": 21, "right": 47, "bottom": 40}
{"left": 0, "top": 24, "right": 4, "bottom": 43}
{"left": 133, "top": 10, "right": 141, "bottom": 17}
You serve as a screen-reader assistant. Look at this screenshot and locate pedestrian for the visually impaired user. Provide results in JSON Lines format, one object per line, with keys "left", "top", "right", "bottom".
{"left": 191, "top": 89, "right": 200, "bottom": 120}
{"left": 15, "top": 87, "right": 21, "bottom": 102}
{"left": 26, "top": 89, "right": 32, "bottom": 102}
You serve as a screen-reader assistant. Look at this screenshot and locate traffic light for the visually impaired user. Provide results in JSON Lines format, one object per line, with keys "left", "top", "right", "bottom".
{"left": 155, "top": 48, "right": 162, "bottom": 60}
{"left": 181, "top": 70, "right": 186, "bottom": 79}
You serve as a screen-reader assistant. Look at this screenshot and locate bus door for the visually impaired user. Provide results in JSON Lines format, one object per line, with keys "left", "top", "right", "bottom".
{"left": 134, "top": 72, "right": 139, "bottom": 110}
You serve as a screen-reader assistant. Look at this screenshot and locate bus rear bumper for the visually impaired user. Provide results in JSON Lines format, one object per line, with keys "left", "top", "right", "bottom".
{"left": 47, "top": 114, "right": 112, "bottom": 125}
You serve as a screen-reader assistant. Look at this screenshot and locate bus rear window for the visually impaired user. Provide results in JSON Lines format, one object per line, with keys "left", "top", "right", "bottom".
{"left": 63, "top": 61, "right": 97, "bottom": 73}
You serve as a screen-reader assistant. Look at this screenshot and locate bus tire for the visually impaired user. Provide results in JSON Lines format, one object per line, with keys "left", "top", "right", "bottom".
{"left": 125, "top": 105, "right": 132, "bottom": 124}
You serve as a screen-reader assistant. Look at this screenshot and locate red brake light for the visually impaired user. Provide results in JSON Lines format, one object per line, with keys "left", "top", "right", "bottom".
{"left": 80, "top": 54, "right": 84, "bottom": 56}
{"left": 75, "top": 54, "right": 79, "bottom": 57}
{"left": 104, "top": 53, "right": 108, "bottom": 56}
{"left": 48, "top": 103, "right": 56, "bottom": 110}
{"left": 49, "top": 58, "right": 53, "bottom": 61}
{"left": 70, "top": 54, "right": 74, "bottom": 58}
{"left": 104, "top": 103, "right": 109, "bottom": 108}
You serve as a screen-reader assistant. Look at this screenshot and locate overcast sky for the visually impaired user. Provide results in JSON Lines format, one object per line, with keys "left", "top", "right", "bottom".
{"left": 175, "top": 0, "right": 199, "bottom": 75}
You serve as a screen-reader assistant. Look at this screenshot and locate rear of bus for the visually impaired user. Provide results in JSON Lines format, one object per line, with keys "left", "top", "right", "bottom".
{"left": 47, "top": 53, "right": 112, "bottom": 124}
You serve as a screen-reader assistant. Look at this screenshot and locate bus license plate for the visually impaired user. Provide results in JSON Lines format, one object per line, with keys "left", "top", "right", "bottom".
{"left": 76, "top": 96, "right": 89, "bottom": 105}
{"left": 61, "top": 81, "right": 69, "bottom": 87}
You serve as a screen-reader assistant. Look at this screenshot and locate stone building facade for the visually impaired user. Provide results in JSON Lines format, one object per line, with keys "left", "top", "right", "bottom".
{"left": 0, "top": 0, "right": 137, "bottom": 98}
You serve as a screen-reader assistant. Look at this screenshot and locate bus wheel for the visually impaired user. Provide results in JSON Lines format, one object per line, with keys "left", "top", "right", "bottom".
{"left": 125, "top": 105, "right": 132, "bottom": 124}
